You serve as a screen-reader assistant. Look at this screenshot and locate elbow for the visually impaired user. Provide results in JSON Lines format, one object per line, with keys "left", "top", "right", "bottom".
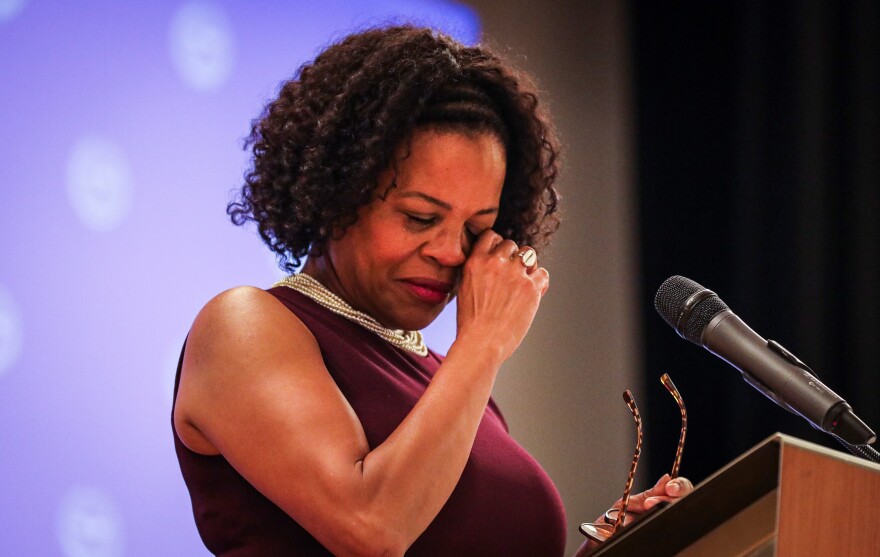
{"left": 356, "top": 531, "right": 408, "bottom": 557}
{"left": 364, "top": 537, "right": 408, "bottom": 557}
{"left": 332, "top": 516, "right": 410, "bottom": 557}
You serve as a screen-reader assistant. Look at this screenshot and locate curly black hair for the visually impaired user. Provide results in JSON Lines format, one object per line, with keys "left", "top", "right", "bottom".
{"left": 228, "top": 25, "right": 560, "bottom": 272}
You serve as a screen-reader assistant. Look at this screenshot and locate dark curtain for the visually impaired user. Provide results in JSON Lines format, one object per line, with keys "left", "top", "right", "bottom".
{"left": 633, "top": 1, "right": 879, "bottom": 484}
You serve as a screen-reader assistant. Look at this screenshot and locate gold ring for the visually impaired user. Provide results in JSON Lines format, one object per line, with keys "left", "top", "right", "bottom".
{"left": 516, "top": 247, "right": 537, "bottom": 268}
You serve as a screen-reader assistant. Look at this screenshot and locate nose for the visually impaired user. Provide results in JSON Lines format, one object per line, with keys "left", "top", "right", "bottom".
{"left": 422, "top": 225, "right": 468, "bottom": 267}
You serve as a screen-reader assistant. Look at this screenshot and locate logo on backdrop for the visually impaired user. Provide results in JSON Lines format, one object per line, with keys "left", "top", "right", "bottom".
{"left": 0, "top": 0, "right": 27, "bottom": 23}
{"left": 0, "top": 285, "right": 23, "bottom": 376}
{"left": 65, "top": 136, "right": 134, "bottom": 232}
{"left": 56, "top": 486, "right": 124, "bottom": 557}
{"left": 169, "top": 0, "right": 236, "bottom": 91}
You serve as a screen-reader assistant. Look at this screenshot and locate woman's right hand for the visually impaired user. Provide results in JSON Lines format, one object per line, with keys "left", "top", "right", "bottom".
{"left": 454, "top": 230, "right": 550, "bottom": 363}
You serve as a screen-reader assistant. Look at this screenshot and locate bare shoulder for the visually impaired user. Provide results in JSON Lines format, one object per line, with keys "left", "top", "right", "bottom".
{"left": 192, "top": 285, "right": 309, "bottom": 340}
{"left": 174, "top": 286, "right": 326, "bottom": 454}
{"left": 188, "top": 286, "right": 322, "bottom": 365}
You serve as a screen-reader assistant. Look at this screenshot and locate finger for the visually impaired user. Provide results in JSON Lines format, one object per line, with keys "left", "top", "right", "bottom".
{"left": 643, "top": 496, "right": 671, "bottom": 510}
{"left": 637, "top": 474, "right": 671, "bottom": 502}
{"left": 471, "top": 229, "right": 504, "bottom": 254}
{"left": 651, "top": 473, "right": 672, "bottom": 493}
{"left": 491, "top": 238, "right": 520, "bottom": 259}
{"left": 644, "top": 477, "right": 695, "bottom": 510}
{"left": 533, "top": 267, "right": 550, "bottom": 295}
{"left": 665, "top": 477, "right": 694, "bottom": 498}
{"left": 617, "top": 474, "right": 671, "bottom": 514}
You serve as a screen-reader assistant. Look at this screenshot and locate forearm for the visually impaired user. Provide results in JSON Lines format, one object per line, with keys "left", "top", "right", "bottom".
{"left": 358, "top": 336, "right": 504, "bottom": 544}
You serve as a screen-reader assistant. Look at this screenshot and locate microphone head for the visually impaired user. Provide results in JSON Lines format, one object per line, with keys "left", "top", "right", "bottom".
{"left": 655, "top": 275, "right": 730, "bottom": 344}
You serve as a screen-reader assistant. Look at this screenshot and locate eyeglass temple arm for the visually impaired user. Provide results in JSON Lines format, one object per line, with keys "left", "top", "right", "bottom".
{"left": 612, "top": 390, "right": 643, "bottom": 535}
{"left": 661, "top": 373, "right": 687, "bottom": 478}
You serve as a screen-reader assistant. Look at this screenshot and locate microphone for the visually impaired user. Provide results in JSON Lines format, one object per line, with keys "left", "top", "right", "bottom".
{"left": 654, "top": 275, "right": 876, "bottom": 446}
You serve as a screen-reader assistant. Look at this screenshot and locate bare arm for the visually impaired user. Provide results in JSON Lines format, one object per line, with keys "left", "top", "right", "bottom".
{"left": 174, "top": 233, "right": 548, "bottom": 557}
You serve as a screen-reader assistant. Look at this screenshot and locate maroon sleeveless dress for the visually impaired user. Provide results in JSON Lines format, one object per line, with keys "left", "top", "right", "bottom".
{"left": 172, "top": 286, "right": 567, "bottom": 556}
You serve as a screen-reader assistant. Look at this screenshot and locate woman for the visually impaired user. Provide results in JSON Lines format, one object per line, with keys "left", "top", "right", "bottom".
{"left": 172, "top": 26, "right": 690, "bottom": 556}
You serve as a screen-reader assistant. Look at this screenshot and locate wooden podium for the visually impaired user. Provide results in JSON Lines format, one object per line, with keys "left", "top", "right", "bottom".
{"left": 588, "top": 433, "right": 880, "bottom": 556}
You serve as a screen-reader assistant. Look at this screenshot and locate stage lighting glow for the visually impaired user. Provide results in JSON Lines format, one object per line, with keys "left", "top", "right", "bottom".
{"left": 0, "top": 285, "right": 23, "bottom": 376}
{"left": 169, "top": 0, "right": 236, "bottom": 91}
{"left": 0, "top": 0, "right": 27, "bottom": 23}
{"left": 56, "top": 486, "right": 125, "bottom": 557}
{"left": 65, "top": 136, "right": 134, "bottom": 232}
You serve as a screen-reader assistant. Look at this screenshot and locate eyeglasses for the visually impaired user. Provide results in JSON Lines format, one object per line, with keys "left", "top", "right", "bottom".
{"left": 580, "top": 373, "right": 687, "bottom": 544}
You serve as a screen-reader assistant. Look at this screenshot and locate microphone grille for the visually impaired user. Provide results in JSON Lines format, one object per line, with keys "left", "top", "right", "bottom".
{"left": 654, "top": 275, "right": 704, "bottom": 326}
{"left": 655, "top": 275, "right": 730, "bottom": 344}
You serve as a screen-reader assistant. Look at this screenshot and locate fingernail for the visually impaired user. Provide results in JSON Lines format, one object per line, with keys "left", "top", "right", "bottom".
{"left": 667, "top": 481, "right": 681, "bottom": 495}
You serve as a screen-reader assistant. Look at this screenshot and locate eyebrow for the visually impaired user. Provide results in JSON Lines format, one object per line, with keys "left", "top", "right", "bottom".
{"left": 398, "top": 191, "right": 498, "bottom": 215}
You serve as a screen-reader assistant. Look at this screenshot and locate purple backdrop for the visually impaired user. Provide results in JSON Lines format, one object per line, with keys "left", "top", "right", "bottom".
{"left": 0, "top": 1, "right": 477, "bottom": 554}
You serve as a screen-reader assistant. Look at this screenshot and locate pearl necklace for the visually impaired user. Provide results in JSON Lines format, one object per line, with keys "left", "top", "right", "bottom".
{"left": 273, "top": 273, "right": 428, "bottom": 357}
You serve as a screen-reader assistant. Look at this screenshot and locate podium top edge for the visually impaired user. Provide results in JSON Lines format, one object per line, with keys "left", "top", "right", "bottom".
{"left": 767, "top": 432, "right": 880, "bottom": 472}
{"left": 694, "top": 432, "right": 879, "bottom": 494}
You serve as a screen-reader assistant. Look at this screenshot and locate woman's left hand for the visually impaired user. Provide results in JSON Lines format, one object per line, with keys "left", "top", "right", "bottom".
{"left": 574, "top": 474, "right": 694, "bottom": 556}
{"left": 611, "top": 474, "right": 693, "bottom": 522}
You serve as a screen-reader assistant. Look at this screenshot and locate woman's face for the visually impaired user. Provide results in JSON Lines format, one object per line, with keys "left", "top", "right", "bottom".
{"left": 310, "top": 129, "right": 506, "bottom": 331}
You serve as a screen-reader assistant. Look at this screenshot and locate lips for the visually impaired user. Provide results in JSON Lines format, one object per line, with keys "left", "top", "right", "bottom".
{"left": 401, "top": 278, "right": 453, "bottom": 305}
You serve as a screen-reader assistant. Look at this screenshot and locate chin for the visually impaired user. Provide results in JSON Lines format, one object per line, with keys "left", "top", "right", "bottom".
{"left": 390, "top": 307, "right": 445, "bottom": 331}
{"left": 394, "top": 316, "right": 435, "bottom": 332}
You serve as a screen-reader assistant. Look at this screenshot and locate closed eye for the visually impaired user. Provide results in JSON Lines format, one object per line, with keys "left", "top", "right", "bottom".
{"left": 403, "top": 213, "right": 439, "bottom": 232}
{"left": 406, "top": 214, "right": 436, "bottom": 225}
